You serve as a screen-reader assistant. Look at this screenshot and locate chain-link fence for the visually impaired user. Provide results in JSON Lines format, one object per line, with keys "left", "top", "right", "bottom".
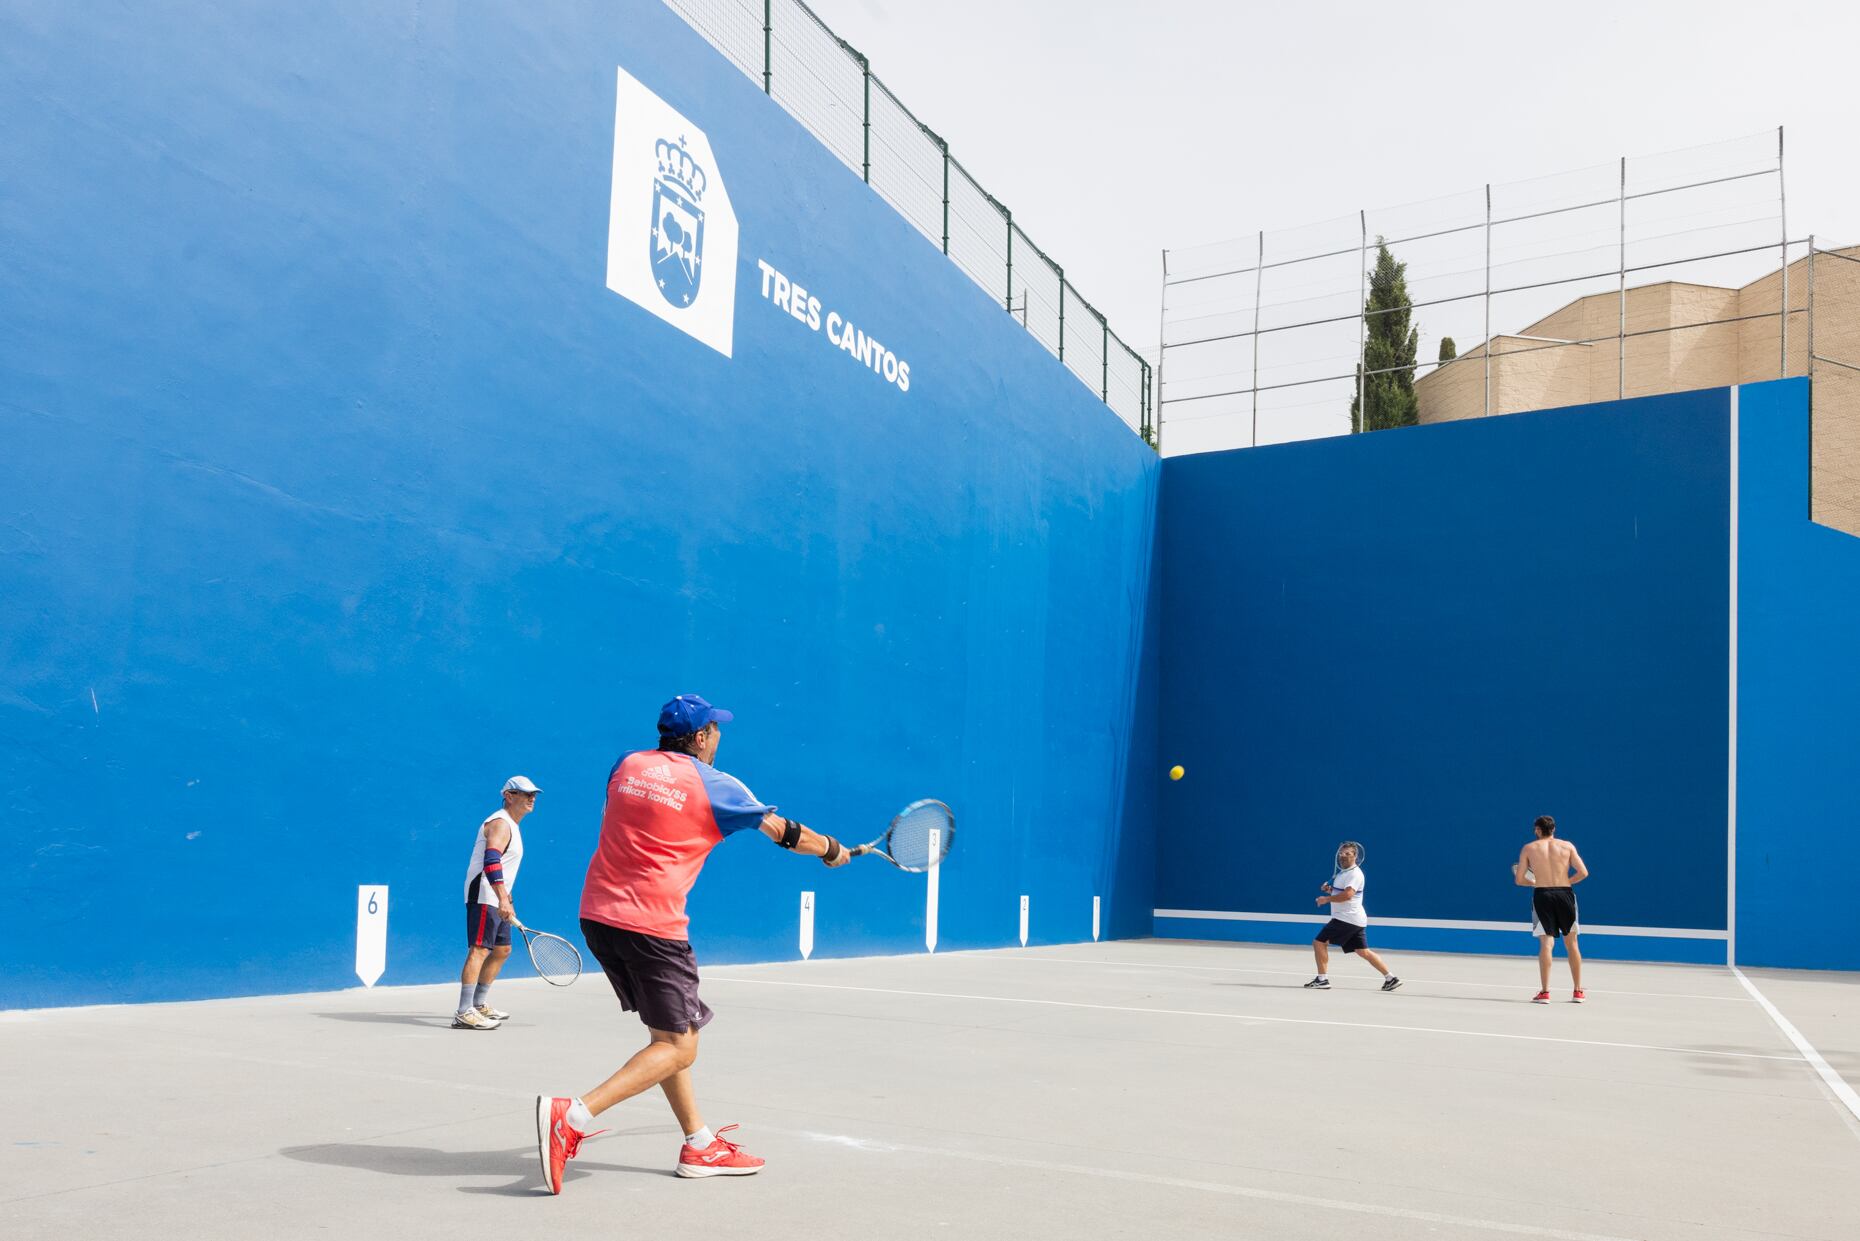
{"left": 667, "top": 0, "right": 1154, "bottom": 441}
{"left": 1809, "top": 243, "right": 1860, "bottom": 536}
{"left": 1160, "top": 130, "right": 1802, "bottom": 459}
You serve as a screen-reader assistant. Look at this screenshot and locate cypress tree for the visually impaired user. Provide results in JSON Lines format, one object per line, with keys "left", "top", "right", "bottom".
{"left": 1350, "top": 240, "right": 1420, "bottom": 432}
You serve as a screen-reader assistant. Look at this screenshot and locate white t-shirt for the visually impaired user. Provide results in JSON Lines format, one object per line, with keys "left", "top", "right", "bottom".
{"left": 463, "top": 809, "right": 524, "bottom": 905}
{"left": 1329, "top": 865, "right": 1367, "bottom": 927}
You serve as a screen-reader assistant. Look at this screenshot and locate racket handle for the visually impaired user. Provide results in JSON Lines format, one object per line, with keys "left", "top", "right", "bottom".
{"left": 849, "top": 844, "right": 869, "bottom": 857}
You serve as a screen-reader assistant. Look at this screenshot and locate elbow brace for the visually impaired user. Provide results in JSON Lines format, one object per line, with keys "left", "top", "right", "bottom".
{"left": 482, "top": 847, "right": 505, "bottom": 886}
{"left": 777, "top": 819, "right": 806, "bottom": 850}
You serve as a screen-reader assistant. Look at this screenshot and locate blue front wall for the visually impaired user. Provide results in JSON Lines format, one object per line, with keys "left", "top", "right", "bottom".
{"left": 1157, "top": 390, "right": 1733, "bottom": 962}
{"left": 1736, "top": 379, "right": 1860, "bottom": 970}
{"left": 5, "top": 1, "right": 1159, "bottom": 1007}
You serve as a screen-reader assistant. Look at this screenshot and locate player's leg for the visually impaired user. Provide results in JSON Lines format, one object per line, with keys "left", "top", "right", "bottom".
{"left": 1307, "top": 936, "right": 1331, "bottom": 987}
{"left": 1356, "top": 946, "right": 1402, "bottom": 991}
{"left": 581, "top": 1026, "right": 699, "bottom": 1115}
{"left": 1535, "top": 935, "right": 1553, "bottom": 1001}
{"left": 454, "top": 903, "right": 498, "bottom": 1028}
{"left": 659, "top": 1064, "right": 704, "bottom": 1138}
{"left": 1565, "top": 930, "right": 1583, "bottom": 998}
{"left": 473, "top": 942, "right": 513, "bottom": 1020}
{"left": 536, "top": 1026, "right": 697, "bottom": 1195}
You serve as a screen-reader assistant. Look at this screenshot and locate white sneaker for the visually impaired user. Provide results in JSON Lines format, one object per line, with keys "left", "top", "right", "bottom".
{"left": 476, "top": 1004, "right": 510, "bottom": 1023}
{"left": 452, "top": 1007, "right": 498, "bottom": 1030}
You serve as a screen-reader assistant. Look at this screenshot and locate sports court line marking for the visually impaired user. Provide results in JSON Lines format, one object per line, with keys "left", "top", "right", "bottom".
{"left": 783, "top": 1129, "right": 1647, "bottom": 1241}
{"left": 976, "top": 952, "right": 1757, "bottom": 1003}
{"left": 1154, "top": 909, "right": 1729, "bottom": 940}
{"left": 704, "top": 976, "right": 1802, "bottom": 1062}
{"left": 1731, "top": 966, "right": 1860, "bottom": 1130}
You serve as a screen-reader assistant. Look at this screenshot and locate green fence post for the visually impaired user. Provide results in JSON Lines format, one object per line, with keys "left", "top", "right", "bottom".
{"left": 1005, "top": 211, "right": 1013, "bottom": 312}
{"left": 1057, "top": 271, "right": 1066, "bottom": 362}
{"left": 927, "top": 129, "right": 947, "bottom": 255}
{"left": 860, "top": 55, "right": 871, "bottom": 182}
{"left": 762, "top": 0, "right": 771, "bottom": 93}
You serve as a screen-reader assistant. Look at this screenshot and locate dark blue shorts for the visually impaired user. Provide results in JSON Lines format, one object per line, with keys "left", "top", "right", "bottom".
{"left": 1315, "top": 918, "right": 1368, "bottom": 953}
{"left": 466, "top": 901, "right": 512, "bottom": 949}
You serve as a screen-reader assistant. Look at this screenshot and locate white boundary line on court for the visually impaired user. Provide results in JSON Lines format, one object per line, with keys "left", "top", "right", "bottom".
{"left": 704, "top": 975, "right": 1801, "bottom": 1062}
{"left": 970, "top": 951, "right": 1756, "bottom": 1003}
{"left": 1727, "top": 384, "right": 1740, "bottom": 968}
{"left": 1153, "top": 909, "right": 1727, "bottom": 940}
{"left": 1731, "top": 966, "right": 1860, "bottom": 1126}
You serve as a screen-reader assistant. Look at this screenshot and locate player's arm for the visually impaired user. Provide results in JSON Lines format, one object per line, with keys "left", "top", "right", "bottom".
{"left": 1320, "top": 885, "right": 1356, "bottom": 904}
{"left": 1513, "top": 846, "right": 1533, "bottom": 886}
{"left": 482, "top": 819, "right": 516, "bottom": 920}
{"left": 758, "top": 812, "right": 850, "bottom": 868}
{"left": 1567, "top": 846, "right": 1589, "bottom": 885}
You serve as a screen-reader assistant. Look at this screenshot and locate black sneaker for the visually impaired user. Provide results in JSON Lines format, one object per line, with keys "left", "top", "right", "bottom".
{"left": 1381, "top": 975, "right": 1403, "bottom": 992}
{"left": 1303, "top": 977, "right": 1331, "bottom": 989}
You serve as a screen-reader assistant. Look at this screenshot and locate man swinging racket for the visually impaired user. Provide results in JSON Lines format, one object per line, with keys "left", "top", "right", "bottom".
{"left": 1305, "top": 840, "right": 1401, "bottom": 992}
{"left": 535, "top": 695, "right": 850, "bottom": 1193}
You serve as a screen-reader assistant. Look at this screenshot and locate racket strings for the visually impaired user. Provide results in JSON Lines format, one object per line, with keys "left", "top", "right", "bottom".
{"left": 527, "top": 933, "right": 582, "bottom": 982}
{"left": 885, "top": 800, "right": 954, "bottom": 871}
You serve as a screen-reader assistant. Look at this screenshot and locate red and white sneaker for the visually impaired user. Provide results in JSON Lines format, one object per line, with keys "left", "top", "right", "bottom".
{"left": 1572, "top": 990, "right": 1586, "bottom": 1004}
{"left": 535, "top": 1096, "right": 595, "bottom": 1194}
{"left": 1532, "top": 991, "right": 1551, "bottom": 1004}
{"left": 676, "top": 1124, "right": 765, "bottom": 1178}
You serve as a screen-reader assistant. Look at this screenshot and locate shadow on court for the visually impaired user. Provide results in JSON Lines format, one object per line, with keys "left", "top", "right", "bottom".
{"left": 311, "top": 1011, "right": 458, "bottom": 1028}
{"left": 279, "top": 1134, "right": 669, "bottom": 1194}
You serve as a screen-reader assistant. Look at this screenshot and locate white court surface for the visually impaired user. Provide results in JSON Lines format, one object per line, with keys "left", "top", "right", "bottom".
{"left": 4, "top": 938, "right": 1857, "bottom": 1241}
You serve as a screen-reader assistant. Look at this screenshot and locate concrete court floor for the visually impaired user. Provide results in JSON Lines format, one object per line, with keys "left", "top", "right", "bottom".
{"left": 4, "top": 938, "right": 1856, "bottom": 1241}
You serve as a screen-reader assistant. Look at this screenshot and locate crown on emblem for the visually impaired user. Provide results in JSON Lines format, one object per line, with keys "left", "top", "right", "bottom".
{"left": 655, "top": 136, "right": 707, "bottom": 201}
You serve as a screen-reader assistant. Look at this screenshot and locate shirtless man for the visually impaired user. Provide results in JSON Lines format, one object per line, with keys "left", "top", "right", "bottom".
{"left": 1513, "top": 814, "right": 1589, "bottom": 1004}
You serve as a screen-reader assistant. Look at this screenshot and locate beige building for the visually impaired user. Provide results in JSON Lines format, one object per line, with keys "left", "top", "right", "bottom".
{"left": 1415, "top": 248, "right": 1860, "bottom": 538}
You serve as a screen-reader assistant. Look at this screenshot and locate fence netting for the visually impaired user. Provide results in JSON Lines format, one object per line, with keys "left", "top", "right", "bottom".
{"left": 667, "top": 0, "right": 1153, "bottom": 439}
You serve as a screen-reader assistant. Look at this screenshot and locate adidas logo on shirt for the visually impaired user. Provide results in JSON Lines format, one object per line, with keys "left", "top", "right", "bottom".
{"left": 642, "top": 762, "right": 674, "bottom": 781}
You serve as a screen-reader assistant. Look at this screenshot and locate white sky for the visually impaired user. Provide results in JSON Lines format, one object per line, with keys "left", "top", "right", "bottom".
{"left": 804, "top": 0, "right": 1860, "bottom": 452}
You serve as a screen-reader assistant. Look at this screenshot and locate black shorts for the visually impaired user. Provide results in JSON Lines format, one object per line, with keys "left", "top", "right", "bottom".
{"left": 466, "top": 901, "right": 512, "bottom": 948}
{"left": 580, "top": 918, "right": 715, "bottom": 1033}
{"left": 1531, "top": 888, "right": 1579, "bottom": 938}
{"left": 1314, "top": 918, "right": 1368, "bottom": 953}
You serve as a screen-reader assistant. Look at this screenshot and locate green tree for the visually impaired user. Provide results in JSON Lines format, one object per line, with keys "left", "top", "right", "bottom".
{"left": 1350, "top": 240, "right": 1420, "bottom": 433}
{"left": 1438, "top": 336, "right": 1457, "bottom": 363}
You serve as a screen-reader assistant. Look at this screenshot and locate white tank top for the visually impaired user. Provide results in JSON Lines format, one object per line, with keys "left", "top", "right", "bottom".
{"left": 464, "top": 809, "right": 524, "bottom": 904}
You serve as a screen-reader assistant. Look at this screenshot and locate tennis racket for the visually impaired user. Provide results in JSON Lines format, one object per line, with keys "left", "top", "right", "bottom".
{"left": 514, "top": 923, "right": 582, "bottom": 986}
{"left": 1322, "top": 840, "right": 1365, "bottom": 906}
{"left": 848, "top": 798, "right": 954, "bottom": 872}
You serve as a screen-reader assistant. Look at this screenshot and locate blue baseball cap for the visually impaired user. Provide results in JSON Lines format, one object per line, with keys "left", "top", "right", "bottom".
{"left": 658, "top": 693, "right": 734, "bottom": 736}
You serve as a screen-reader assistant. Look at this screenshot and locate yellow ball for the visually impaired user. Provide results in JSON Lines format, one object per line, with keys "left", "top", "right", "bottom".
{"left": 1169, "top": 765, "right": 1185, "bottom": 781}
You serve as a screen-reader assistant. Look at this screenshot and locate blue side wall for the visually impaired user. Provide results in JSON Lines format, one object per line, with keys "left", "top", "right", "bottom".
{"left": 1156, "top": 390, "right": 1733, "bottom": 965}
{"left": 4, "top": 0, "right": 1159, "bottom": 1008}
{"left": 1736, "top": 379, "right": 1860, "bottom": 970}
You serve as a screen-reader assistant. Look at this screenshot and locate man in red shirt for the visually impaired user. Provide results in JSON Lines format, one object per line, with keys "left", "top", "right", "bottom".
{"left": 536, "top": 695, "right": 849, "bottom": 1193}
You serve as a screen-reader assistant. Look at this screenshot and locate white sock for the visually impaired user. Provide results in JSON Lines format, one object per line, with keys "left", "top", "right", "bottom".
{"left": 473, "top": 982, "right": 492, "bottom": 1008}
{"left": 457, "top": 984, "right": 476, "bottom": 1014}
{"left": 566, "top": 1099, "right": 596, "bottom": 1132}
{"left": 1315, "top": 974, "right": 1328, "bottom": 982}
{"left": 685, "top": 1126, "right": 714, "bottom": 1150}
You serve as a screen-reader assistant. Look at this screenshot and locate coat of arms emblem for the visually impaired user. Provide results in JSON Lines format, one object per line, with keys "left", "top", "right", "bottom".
{"left": 651, "top": 136, "right": 707, "bottom": 308}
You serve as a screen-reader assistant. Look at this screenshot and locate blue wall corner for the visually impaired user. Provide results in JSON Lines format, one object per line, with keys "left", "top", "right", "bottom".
{"left": 1735, "top": 378, "right": 1860, "bottom": 969}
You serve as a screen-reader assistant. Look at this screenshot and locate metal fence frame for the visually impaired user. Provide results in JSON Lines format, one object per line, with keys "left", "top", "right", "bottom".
{"left": 1160, "top": 129, "right": 1793, "bottom": 450}
{"left": 667, "top": 0, "right": 1154, "bottom": 443}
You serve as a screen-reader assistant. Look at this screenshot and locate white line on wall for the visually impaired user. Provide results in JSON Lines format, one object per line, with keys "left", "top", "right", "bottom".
{"left": 1152, "top": 910, "right": 1727, "bottom": 940}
